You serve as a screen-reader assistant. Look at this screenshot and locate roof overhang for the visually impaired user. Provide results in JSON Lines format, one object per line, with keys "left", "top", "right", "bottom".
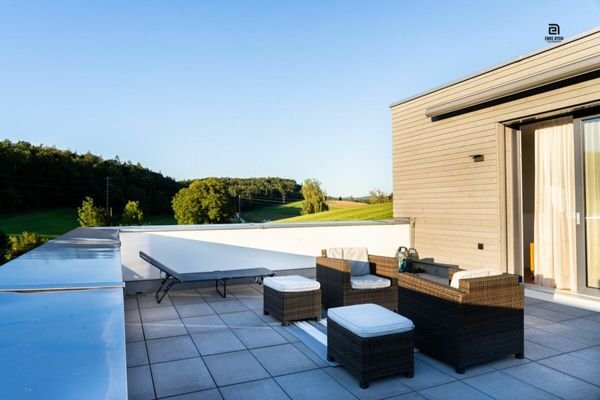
{"left": 425, "top": 54, "right": 600, "bottom": 118}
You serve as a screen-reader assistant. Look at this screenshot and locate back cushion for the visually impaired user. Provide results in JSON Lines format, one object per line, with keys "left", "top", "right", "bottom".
{"left": 343, "top": 247, "right": 370, "bottom": 276}
{"left": 327, "top": 248, "right": 344, "bottom": 259}
{"left": 450, "top": 268, "right": 498, "bottom": 289}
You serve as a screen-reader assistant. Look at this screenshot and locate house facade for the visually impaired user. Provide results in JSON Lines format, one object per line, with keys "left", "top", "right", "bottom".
{"left": 391, "top": 28, "right": 600, "bottom": 297}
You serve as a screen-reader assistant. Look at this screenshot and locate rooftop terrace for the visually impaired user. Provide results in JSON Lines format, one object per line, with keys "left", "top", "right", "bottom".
{"left": 126, "top": 281, "right": 600, "bottom": 400}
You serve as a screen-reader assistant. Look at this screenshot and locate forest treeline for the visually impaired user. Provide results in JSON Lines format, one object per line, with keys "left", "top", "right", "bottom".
{"left": 0, "top": 140, "right": 302, "bottom": 215}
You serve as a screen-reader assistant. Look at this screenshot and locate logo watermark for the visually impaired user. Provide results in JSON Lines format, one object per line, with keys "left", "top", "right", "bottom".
{"left": 545, "top": 23, "right": 563, "bottom": 43}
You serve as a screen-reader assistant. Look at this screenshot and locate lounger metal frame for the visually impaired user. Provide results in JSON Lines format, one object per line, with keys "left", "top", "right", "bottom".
{"left": 139, "top": 251, "right": 275, "bottom": 303}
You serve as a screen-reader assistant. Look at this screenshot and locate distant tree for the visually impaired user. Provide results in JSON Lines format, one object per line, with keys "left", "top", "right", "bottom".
{"left": 6, "top": 231, "right": 46, "bottom": 260}
{"left": 338, "top": 196, "right": 342, "bottom": 201}
{"left": 121, "top": 200, "right": 144, "bottom": 225}
{"left": 369, "top": 189, "right": 389, "bottom": 204}
{"left": 0, "top": 231, "right": 9, "bottom": 265}
{"left": 77, "top": 197, "right": 107, "bottom": 227}
{"left": 301, "top": 179, "right": 329, "bottom": 215}
{"left": 172, "top": 178, "right": 233, "bottom": 224}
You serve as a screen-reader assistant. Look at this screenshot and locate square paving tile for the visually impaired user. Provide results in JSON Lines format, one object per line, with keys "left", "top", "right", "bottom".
{"left": 151, "top": 357, "right": 215, "bottom": 398}
{"left": 191, "top": 329, "right": 246, "bottom": 356}
{"left": 126, "top": 322, "right": 145, "bottom": 343}
{"left": 524, "top": 327, "right": 589, "bottom": 352}
{"left": 163, "top": 388, "right": 223, "bottom": 399}
{"left": 251, "top": 344, "right": 318, "bottom": 376}
{"left": 537, "top": 321, "right": 600, "bottom": 345}
{"left": 324, "top": 366, "right": 412, "bottom": 400}
{"left": 126, "top": 309, "right": 141, "bottom": 324}
{"left": 138, "top": 294, "right": 172, "bottom": 309}
{"left": 400, "top": 359, "right": 455, "bottom": 391}
{"left": 464, "top": 370, "right": 560, "bottom": 400}
{"left": 232, "top": 326, "right": 288, "bottom": 348}
{"left": 525, "top": 305, "right": 575, "bottom": 322}
{"left": 275, "top": 369, "right": 356, "bottom": 400}
{"left": 562, "top": 317, "right": 600, "bottom": 333}
{"left": 525, "top": 328, "right": 589, "bottom": 352}
{"left": 208, "top": 299, "right": 249, "bottom": 314}
{"left": 146, "top": 335, "right": 199, "bottom": 364}
{"left": 568, "top": 345, "right": 600, "bottom": 363}
{"left": 140, "top": 306, "right": 180, "bottom": 323}
{"left": 219, "top": 378, "right": 290, "bottom": 400}
{"left": 523, "top": 340, "right": 561, "bottom": 360}
{"left": 417, "top": 380, "right": 492, "bottom": 400}
{"left": 198, "top": 288, "right": 231, "bottom": 302}
{"left": 183, "top": 315, "right": 226, "bottom": 334}
{"left": 535, "top": 302, "right": 596, "bottom": 318}
{"left": 125, "top": 297, "right": 139, "bottom": 311}
{"left": 537, "top": 353, "right": 600, "bottom": 386}
{"left": 203, "top": 350, "right": 270, "bottom": 387}
{"left": 504, "top": 362, "right": 600, "bottom": 400}
{"left": 169, "top": 291, "right": 207, "bottom": 306}
{"left": 291, "top": 341, "right": 332, "bottom": 368}
{"left": 127, "top": 365, "right": 155, "bottom": 400}
{"left": 174, "top": 302, "right": 215, "bottom": 318}
{"left": 524, "top": 314, "right": 554, "bottom": 327}
{"left": 386, "top": 393, "right": 427, "bottom": 400}
{"left": 127, "top": 341, "right": 149, "bottom": 367}
{"left": 415, "top": 352, "right": 495, "bottom": 379}
{"left": 143, "top": 318, "right": 188, "bottom": 340}
{"left": 220, "top": 310, "right": 267, "bottom": 328}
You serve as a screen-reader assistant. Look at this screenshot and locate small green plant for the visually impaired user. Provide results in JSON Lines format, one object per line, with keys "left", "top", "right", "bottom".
{"left": 6, "top": 231, "right": 46, "bottom": 260}
{"left": 77, "top": 197, "right": 107, "bottom": 227}
{"left": 121, "top": 200, "right": 144, "bottom": 225}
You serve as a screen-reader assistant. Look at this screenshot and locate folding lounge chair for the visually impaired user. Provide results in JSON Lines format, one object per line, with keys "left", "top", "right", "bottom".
{"left": 139, "top": 251, "right": 275, "bottom": 303}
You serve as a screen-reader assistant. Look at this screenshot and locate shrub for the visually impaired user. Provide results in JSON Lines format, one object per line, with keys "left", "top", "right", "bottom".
{"left": 7, "top": 231, "right": 46, "bottom": 260}
{"left": 121, "top": 200, "right": 144, "bottom": 225}
{"left": 77, "top": 196, "right": 107, "bottom": 227}
{"left": 301, "top": 179, "right": 329, "bottom": 215}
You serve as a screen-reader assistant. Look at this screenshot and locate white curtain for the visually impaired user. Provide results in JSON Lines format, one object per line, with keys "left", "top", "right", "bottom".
{"left": 583, "top": 118, "right": 600, "bottom": 289}
{"left": 531, "top": 117, "right": 576, "bottom": 290}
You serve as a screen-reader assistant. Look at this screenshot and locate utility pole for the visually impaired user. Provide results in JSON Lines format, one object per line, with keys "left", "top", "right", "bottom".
{"left": 105, "top": 176, "right": 111, "bottom": 217}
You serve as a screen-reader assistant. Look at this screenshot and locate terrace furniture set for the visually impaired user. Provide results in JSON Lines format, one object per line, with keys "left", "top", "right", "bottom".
{"left": 140, "top": 247, "right": 524, "bottom": 388}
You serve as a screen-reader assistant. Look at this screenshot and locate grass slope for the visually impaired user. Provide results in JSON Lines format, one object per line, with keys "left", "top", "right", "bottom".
{"left": 242, "top": 201, "right": 304, "bottom": 222}
{"left": 0, "top": 209, "right": 79, "bottom": 238}
{"left": 279, "top": 202, "right": 392, "bottom": 222}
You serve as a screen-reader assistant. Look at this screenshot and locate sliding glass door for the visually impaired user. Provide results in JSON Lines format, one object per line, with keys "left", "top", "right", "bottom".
{"left": 582, "top": 117, "right": 600, "bottom": 289}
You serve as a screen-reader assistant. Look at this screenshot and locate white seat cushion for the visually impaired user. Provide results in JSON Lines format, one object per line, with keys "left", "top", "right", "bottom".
{"left": 350, "top": 274, "right": 391, "bottom": 289}
{"left": 327, "top": 247, "right": 370, "bottom": 276}
{"left": 328, "top": 304, "right": 414, "bottom": 338}
{"left": 450, "top": 268, "right": 499, "bottom": 289}
{"left": 264, "top": 275, "right": 320, "bottom": 292}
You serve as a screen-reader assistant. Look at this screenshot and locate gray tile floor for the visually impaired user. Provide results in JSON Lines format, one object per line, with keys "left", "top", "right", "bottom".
{"left": 126, "top": 285, "right": 600, "bottom": 400}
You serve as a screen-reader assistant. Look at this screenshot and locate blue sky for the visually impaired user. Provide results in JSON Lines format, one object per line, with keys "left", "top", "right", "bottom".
{"left": 1, "top": 1, "right": 599, "bottom": 197}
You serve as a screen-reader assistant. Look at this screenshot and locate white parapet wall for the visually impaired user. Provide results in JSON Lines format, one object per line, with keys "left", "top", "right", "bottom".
{"left": 120, "top": 221, "right": 410, "bottom": 281}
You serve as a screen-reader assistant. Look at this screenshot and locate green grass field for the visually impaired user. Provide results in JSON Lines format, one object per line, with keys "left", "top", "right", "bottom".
{"left": 0, "top": 200, "right": 390, "bottom": 237}
{"left": 241, "top": 201, "right": 304, "bottom": 222}
{"left": 0, "top": 209, "right": 177, "bottom": 238}
{"left": 279, "top": 202, "right": 392, "bottom": 222}
{"left": 0, "top": 209, "right": 79, "bottom": 238}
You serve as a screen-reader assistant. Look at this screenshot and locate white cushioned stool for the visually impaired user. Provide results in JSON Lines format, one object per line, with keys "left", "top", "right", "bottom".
{"left": 327, "top": 303, "right": 414, "bottom": 388}
{"left": 263, "top": 275, "right": 321, "bottom": 326}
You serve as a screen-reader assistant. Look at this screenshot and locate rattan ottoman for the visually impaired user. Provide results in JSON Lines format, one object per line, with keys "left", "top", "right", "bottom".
{"left": 263, "top": 275, "right": 321, "bottom": 326}
{"left": 327, "top": 303, "right": 414, "bottom": 388}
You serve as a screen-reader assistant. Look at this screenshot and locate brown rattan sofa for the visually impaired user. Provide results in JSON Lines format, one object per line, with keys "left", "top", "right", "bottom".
{"left": 398, "top": 269, "right": 524, "bottom": 373}
{"left": 316, "top": 250, "right": 398, "bottom": 311}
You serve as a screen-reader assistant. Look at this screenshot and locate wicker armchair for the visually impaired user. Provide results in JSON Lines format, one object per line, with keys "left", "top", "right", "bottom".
{"left": 398, "top": 270, "right": 524, "bottom": 373}
{"left": 316, "top": 250, "right": 398, "bottom": 311}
